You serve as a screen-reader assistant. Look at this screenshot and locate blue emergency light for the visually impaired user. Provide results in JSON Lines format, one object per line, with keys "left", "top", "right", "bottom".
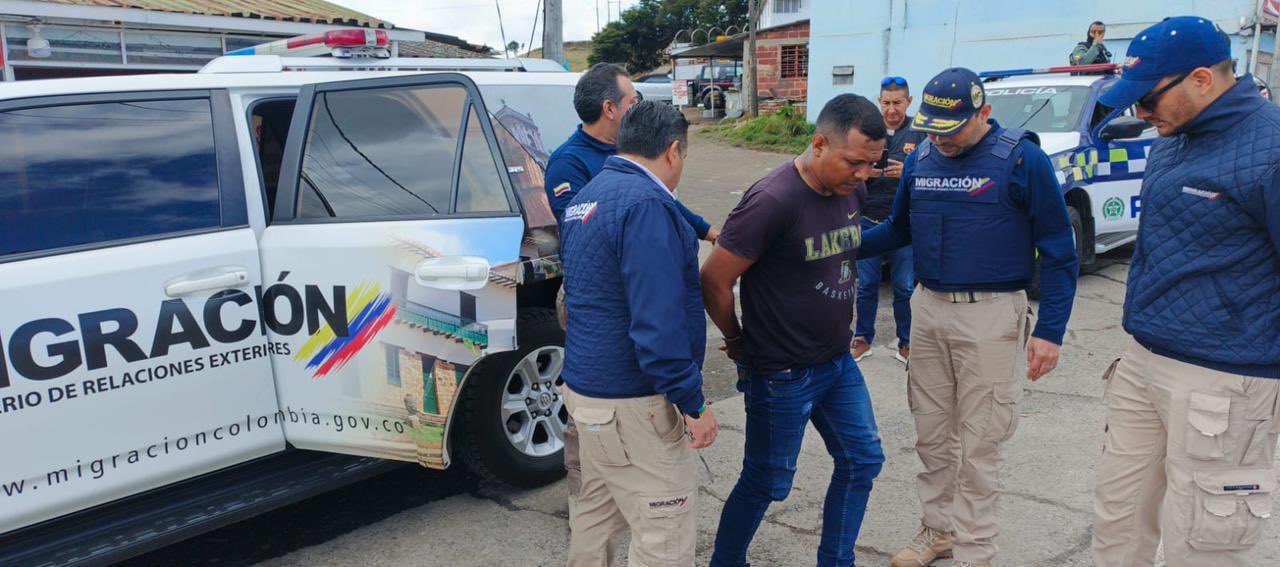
{"left": 980, "top": 63, "right": 1120, "bottom": 80}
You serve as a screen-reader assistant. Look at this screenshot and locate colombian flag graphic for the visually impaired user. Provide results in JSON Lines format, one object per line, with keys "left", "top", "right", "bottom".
{"left": 294, "top": 281, "right": 397, "bottom": 379}
{"left": 968, "top": 177, "right": 996, "bottom": 197}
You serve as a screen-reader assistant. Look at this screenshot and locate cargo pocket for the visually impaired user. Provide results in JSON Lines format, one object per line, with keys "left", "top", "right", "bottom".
{"left": 1186, "top": 393, "right": 1231, "bottom": 460}
{"left": 1189, "top": 469, "right": 1275, "bottom": 551}
{"left": 1101, "top": 357, "right": 1122, "bottom": 399}
{"left": 637, "top": 490, "right": 695, "bottom": 563}
{"left": 982, "top": 381, "right": 1022, "bottom": 443}
{"left": 652, "top": 401, "right": 687, "bottom": 446}
{"left": 572, "top": 407, "right": 630, "bottom": 467}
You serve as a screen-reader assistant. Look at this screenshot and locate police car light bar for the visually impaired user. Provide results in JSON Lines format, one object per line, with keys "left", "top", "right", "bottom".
{"left": 979, "top": 63, "right": 1120, "bottom": 80}
{"left": 226, "top": 29, "right": 390, "bottom": 58}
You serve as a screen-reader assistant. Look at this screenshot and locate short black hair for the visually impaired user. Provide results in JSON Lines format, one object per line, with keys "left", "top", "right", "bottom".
{"left": 816, "top": 94, "right": 887, "bottom": 143}
{"left": 617, "top": 100, "right": 689, "bottom": 159}
{"left": 574, "top": 63, "right": 629, "bottom": 124}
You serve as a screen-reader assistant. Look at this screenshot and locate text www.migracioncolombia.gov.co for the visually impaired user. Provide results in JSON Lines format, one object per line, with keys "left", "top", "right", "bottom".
{"left": 3, "top": 408, "right": 410, "bottom": 499}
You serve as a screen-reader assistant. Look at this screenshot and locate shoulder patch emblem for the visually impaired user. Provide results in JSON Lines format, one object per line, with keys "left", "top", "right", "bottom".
{"left": 553, "top": 182, "right": 571, "bottom": 197}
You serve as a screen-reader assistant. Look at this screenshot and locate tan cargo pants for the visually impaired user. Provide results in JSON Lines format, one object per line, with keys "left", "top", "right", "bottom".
{"left": 907, "top": 286, "right": 1029, "bottom": 564}
{"left": 1092, "top": 338, "right": 1280, "bottom": 567}
{"left": 557, "top": 285, "right": 582, "bottom": 521}
{"left": 564, "top": 387, "right": 698, "bottom": 567}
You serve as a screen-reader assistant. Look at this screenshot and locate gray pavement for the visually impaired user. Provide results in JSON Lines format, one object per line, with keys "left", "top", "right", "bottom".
{"left": 251, "top": 131, "right": 1279, "bottom": 566}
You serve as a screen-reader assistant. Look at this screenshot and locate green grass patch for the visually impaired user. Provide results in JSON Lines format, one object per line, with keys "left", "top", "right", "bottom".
{"left": 702, "top": 106, "right": 815, "bottom": 155}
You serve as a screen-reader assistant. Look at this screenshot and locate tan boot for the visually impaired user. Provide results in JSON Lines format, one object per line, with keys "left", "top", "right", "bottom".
{"left": 889, "top": 524, "right": 954, "bottom": 567}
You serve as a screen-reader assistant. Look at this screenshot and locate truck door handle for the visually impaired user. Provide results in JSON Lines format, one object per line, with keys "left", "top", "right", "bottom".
{"left": 415, "top": 256, "right": 490, "bottom": 291}
{"left": 165, "top": 269, "right": 251, "bottom": 298}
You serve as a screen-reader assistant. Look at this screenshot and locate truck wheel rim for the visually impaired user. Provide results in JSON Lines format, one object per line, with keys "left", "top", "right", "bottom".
{"left": 500, "top": 346, "right": 566, "bottom": 458}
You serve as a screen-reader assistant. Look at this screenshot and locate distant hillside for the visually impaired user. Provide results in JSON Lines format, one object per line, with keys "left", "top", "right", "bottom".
{"left": 526, "top": 40, "right": 592, "bottom": 72}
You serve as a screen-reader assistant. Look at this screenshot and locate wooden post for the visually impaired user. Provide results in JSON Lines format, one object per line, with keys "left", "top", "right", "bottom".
{"left": 748, "top": 0, "right": 759, "bottom": 117}
{"left": 543, "top": 0, "right": 565, "bottom": 68}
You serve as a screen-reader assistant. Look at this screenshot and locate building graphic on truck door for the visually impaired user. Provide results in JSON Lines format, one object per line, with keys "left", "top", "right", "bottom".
{"left": 312, "top": 236, "right": 518, "bottom": 468}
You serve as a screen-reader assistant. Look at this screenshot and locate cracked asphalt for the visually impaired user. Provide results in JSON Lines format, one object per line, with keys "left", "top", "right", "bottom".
{"left": 130, "top": 129, "right": 1279, "bottom": 566}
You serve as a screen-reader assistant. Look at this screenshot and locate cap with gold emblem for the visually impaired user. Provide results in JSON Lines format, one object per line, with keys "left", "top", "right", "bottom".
{"left": 912, "top": 67, "right": 986, "bottom": 136}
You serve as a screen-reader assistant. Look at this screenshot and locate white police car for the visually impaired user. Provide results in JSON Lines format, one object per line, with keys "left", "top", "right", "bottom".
{"left": 981, "top": 64, "right": 1155, "bottom": 287}
{"left": 0, "top": 30, "right": 579, "bottom": 564}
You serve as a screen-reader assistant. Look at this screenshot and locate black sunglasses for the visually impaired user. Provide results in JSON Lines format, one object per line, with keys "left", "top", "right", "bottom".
{"left": 1136, "top": 73, "right": 1189, "bottom": 111}
{"left": 881, "top": 76, "right": 908, "bottom": 87}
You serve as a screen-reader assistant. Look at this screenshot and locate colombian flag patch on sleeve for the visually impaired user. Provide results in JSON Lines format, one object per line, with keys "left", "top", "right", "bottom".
{"left": 553, "top": 182, "right": 571, "bottom": 197}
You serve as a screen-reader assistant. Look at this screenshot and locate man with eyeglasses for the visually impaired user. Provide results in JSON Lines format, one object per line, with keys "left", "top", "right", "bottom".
{"left": 859, "top": 68, "right": 1078, "bottom": 567}
{"left": 1090, "top": 16, "right": 1280, "bottom": 567}
{"left": 850, "top": 76, "right": 927, "bottom": 365}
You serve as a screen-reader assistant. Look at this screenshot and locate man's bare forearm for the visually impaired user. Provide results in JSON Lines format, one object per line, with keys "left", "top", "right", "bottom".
{"left": 702, "top": 280, "right": 741, "bottom": 338}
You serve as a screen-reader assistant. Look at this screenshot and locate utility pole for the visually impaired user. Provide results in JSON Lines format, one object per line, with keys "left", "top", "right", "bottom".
{"left": 747, "top": 0, "right": 760, "bottom": 117}
{"left": 495, "top": 0, "right": 510, "bottom": 59}
{"left": 1250, "top": 0, "right": 1263, "bottom": 74}
{"left": 543, "top": 0, "right": 564, "bottom": 68}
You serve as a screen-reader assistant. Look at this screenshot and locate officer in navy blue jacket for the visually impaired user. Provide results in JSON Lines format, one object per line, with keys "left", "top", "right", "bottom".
{"left": 559, "top": 101, "right": 717, "bottom": 566}
{"left": 545, "top": 63, "right": 716, "bottom": 241}
{"left": 860, "top": 68, "right": 1078, "bottom": 567}
{"left": 1089, "top": 17, "right": 1280, "bottom": 567}
{"left": 547, "top": 63, "right": 717, "bottom": 527}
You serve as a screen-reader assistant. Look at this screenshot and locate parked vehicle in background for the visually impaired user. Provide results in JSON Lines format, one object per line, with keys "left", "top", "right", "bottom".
{"left": 0, "top": 30, "right": 575, "bottom": 566}
{"left": 691, "top": 61, "right": 742, "bottom": 109}
{"left": 634, "top": 73, "right": 673, "bottom": 104}
{"left": 980, "top": 63, "right": 1157, "bottom": 297}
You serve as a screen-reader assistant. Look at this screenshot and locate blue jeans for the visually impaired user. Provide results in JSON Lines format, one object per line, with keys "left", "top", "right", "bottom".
{"left": 711, "top": 352, "right": 884, "bottom": 567}
{"left": 855, "top": 218, "right": 914, "bottom": 347}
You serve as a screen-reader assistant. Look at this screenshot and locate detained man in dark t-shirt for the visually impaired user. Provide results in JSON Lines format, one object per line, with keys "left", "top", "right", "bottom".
{"left": 702, "top": 94, "right": 888, "bottom": 567}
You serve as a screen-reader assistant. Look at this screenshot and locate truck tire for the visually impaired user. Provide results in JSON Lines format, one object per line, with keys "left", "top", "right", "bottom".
{"left": 457, "top": 308, "right": 567, "bottom": 487}
{"left": 701, "top": 89, "right": 723, "bottom": 109}
{"left": 1028, "top": 206, "right": 1084, "bottom": 300}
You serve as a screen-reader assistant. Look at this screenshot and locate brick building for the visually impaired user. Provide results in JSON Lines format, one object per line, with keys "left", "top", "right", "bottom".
{"left": 751, "top": 19, "right": 810, "bottom": 105}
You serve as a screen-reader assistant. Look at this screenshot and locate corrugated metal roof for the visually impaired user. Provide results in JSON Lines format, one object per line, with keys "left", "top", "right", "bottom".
{"left": 38, "top": 0, "right": 393, "bottom": 29}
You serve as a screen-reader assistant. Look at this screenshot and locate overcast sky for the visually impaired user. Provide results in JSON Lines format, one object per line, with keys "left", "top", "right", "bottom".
{"left": 331, "top": 0, "right": 641, "bottom": 52}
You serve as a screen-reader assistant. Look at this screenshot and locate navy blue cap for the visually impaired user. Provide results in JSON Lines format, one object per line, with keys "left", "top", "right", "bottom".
{"left": 912, "top": 67, "right": 986, "bottom": 135}
{"left": 1099, "top": 16, "right": 1232, "bottom": 109}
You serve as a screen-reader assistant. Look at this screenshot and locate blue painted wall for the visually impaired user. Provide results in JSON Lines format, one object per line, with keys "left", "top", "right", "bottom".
{"left": 807, "top": 0, "right": 1270, "bottom": 119}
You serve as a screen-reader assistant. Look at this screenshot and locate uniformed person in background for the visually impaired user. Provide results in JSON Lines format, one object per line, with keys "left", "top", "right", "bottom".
{"left": 859, "top": 67, "right": 1079, "bottom": 567}
{"left": 1089, "top": 16, "right": 1280, "bottom": 567}
{"left": 850, "top": 76, "right": 928, "bottom": 365}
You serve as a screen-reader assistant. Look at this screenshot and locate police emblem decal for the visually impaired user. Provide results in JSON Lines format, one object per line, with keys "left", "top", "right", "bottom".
{"left": 1102, "top": 197, "right": 1125, "bottom": 220}
{"left": 970, "top": 83, "right": 984, "bottom": 108}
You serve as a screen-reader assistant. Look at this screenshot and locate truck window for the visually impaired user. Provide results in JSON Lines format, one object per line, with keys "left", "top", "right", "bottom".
{"left": 250, "top": 98, "right": 296, "bottom": 220}
{"left": 297, "top": 85, "right": 467, "bottom": 219}
{"left": 0, "top": 98, "right": 220, "bottom": 257}
{"left": 455, "top": 105, "right": 511, "bottom": 213}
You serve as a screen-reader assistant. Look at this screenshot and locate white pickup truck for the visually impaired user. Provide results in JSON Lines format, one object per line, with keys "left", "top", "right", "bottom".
{"left": 0, "top": 32, "right": 578, "bottom": 565}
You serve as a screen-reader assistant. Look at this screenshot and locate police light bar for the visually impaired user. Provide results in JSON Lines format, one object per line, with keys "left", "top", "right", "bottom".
{"left": 226, "top": 29, "right": 390, "bottom": 58}
{"left": 980, "top": 63, "right": 1120, "bottom": 80}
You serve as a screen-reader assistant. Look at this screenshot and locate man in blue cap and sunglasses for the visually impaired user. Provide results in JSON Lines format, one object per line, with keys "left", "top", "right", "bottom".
{"left": 1090, "top": 16, "right": 1280, "bottom": 567}
{"left": 849, "top": 76, "right": 927, "bottom": 366}
{"left": 860, "top": 67, "right": 1078, "bottom": 567}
